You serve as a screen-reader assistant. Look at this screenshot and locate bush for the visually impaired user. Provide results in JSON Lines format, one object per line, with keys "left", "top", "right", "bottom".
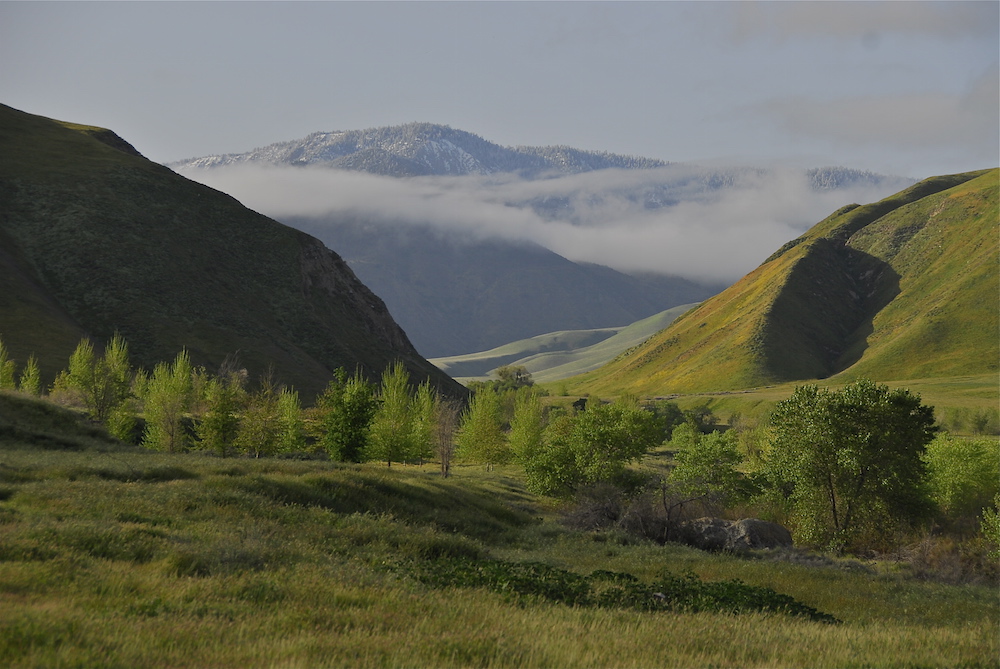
{"left": 923, "top": 434, "right": 1000, "bottom": 530}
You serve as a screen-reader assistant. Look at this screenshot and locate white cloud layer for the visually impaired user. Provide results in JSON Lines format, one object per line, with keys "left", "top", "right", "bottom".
{"left": 180, "top": 165, "right": 907, "bottom": 284}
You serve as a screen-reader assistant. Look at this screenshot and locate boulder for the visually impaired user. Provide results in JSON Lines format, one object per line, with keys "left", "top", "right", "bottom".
{"left": 676, "top": 517, "right": 792, "bottom": 553}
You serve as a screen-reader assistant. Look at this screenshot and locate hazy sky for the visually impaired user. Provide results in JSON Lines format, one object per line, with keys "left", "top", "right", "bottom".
{"left": 3, "top": 1, "right": 997, "bottom": 180}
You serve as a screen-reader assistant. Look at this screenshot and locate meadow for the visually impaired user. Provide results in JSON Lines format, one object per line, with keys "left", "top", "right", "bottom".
{"left": 1, "top": 411, "right": 996, "bottom": 668}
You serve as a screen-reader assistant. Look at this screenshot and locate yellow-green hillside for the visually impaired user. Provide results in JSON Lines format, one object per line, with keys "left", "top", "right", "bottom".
{"left": 564, "top": 169, "right": 998, "bottom": 397}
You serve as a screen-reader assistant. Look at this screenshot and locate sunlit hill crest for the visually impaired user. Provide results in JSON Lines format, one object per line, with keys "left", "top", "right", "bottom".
{"left": 565, "top": 168, "right": 1000, "bottom": 397}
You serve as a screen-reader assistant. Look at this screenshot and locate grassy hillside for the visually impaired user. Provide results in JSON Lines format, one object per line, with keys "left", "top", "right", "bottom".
{"left": 0, "top": 104, "right": 460, "bottom": 400}
{"left": 431, "top": 304, "right": 694, "bottom": 383}
{"left": 1, "top": 395, "right": 996, "bottom": 667}
{"left": 562, "top": 169, "right": 998, "bottom": 397}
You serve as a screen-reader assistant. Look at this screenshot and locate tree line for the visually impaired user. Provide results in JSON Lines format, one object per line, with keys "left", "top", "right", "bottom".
{"left": 1, "top": 335, "right": 997, "bottom": 560}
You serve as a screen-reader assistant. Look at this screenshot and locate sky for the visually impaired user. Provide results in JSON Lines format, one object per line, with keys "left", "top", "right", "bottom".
{"left": 2, "top": 1, "right": 997, "bottom": 181}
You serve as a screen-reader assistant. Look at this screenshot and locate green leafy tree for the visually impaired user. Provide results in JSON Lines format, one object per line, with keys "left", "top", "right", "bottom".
{"left": 923, "top": 434, "right": 1000, "bottom": 524}
{"left": 665, "top": 425, "right": 750, "bottom": 523}
{"left": 196, "top": 370, "right": 246, "bottom": 457}
{"left": 0, "top": 337, "right": 16, "bottom": 390}
{"left": 521, "top": 397, "right": 661, "bottom": 496}
{"left": 523, "top": 414, "right": 580, "bottom": 496}
{"left": 456, "top": 385, "right": 509, "bottom": 471}
{"left": 235, "top": 374, "right": 281, "bottom": 458}
{"left": 410, "top": 381, "right": 437, "bottom": 464}
{"left": 276, "top": 388, "right": 306, "bottom": 454}
{"left": 314, "top": 369, "right": 378, "bottom": 462}
{"left": 61, "top": 334, "right": 134, "bottom": 425}
{"left": 366, "top": 362, "right": 415, "bottom": 467}
{"left": 142, "top": 350, "right": 193, "bottom": 453}
{"left": 764, "top": 380, "right": 937, "bottom": 550}
{"left": 18, "top": 354, "right": 41, "bottom": 397}
{"left": 509, "top": 388, "right": 546, "bottom": 465}
{"left": 570, "top": 397, "right": 661, "bottom": 485}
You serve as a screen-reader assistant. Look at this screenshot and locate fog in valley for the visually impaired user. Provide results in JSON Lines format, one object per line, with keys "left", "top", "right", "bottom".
{"left": 180, "top": 164, "right": 909, "bottom": 284}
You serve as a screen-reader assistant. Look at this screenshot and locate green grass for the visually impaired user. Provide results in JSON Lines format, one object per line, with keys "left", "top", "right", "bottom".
{"left": 1, "top": 425, "right": 996, "bottom": 667}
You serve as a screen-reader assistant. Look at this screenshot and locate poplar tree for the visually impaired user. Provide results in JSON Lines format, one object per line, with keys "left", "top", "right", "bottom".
{"left": 235, "top": 374, "right": 281, "bottom": 458}
{"left": 315, "top": 369, "right": 377, "bottom": 462}
{"left": 410, "top": 381, "right": 437, "bottom": 464}
{"left": 61, "top": 334, "right": 133, "bottom": 424}
{"left": 142, "top": 350, "right": 193, "bottom": 453}
{"left": 456, "top": 385, "right": 509, "bottom": 471}
{"left": 18, "top": 354, "right": 41, "bottom": 397}
{"left": 196, "top": 370, "right": 246, "bottom": 457}
{"left": 0, "top": 337, "right": 16, "bottom": 390}
{"left": 508, "top": 388, "right": 545, "bottom": 465}
{"left": 366, "top": 362, "right": 414, "bottom": 467}
{"left": 276, "top": 388, "right": 306, "bottom": 454}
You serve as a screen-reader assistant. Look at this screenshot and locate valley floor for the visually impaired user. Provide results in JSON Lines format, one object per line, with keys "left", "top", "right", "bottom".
{"left": 1, "top": 445, "right": 996, "bottom": 668}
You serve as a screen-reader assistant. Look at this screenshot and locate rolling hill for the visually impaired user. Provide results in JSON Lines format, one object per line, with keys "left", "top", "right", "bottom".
{"left": 430, "top": 304, "right": 695, "bottom": 384}
{"left": 0, "top": 104, "right": 462, "bottom": 400}
{"left": 561, "top": 169, "right": 999, "bottom": 397}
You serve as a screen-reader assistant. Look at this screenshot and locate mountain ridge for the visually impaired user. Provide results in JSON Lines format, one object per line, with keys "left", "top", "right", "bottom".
{"left": 0, "top": 103, "right": 462, "bottom": 400}
{"left": 170, "top": 122, "right": 907, "bottom": 192}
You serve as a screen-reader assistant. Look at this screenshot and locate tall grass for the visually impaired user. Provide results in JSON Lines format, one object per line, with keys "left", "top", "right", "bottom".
{"left": 1, "top": 443, "right": 997, "bottom": 668}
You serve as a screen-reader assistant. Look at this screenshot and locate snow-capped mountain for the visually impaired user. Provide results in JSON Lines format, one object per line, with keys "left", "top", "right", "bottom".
{"left": 171, "top": 123, "right": 668, "bottom": 177}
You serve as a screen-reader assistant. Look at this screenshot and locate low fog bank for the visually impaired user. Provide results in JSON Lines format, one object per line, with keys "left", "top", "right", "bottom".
{"left": 177, "top": 163, "right": 909, "bottom": 284}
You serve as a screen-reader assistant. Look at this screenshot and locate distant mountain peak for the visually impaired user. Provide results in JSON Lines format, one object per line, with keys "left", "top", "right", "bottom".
{"left": 170, "top": 122, "right": 669, "bottom": 177}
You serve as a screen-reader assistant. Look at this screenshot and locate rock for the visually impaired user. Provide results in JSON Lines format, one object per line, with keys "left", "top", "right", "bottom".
{"left": 728, "top": 518, "right": 793, "bottom": 551}
{"left": 676, "top": 517, "right": 793, "bottom": 553}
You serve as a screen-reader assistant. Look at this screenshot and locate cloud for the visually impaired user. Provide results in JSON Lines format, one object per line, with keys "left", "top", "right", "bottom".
{"left": 731, "top": 2, "right": 999, "bottom": 43}
{"left": 178, "top": 164, "right": 905, "bottom": 284}
{"left": 755, "top": 64, "right": 1000, "bottom": 163}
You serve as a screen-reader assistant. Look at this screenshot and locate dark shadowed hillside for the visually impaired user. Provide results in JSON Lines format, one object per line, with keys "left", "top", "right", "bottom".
{"left": 0, "top": 104, "right": 462, "bottom": 399}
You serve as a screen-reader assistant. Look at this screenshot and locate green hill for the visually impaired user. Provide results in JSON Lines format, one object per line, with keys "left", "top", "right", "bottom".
{"left": 430, "top": 304, "right": 694, "bottom": 383}
{"left": 562, "top": 169, "right": 999, "bottom": 397}
{"left": 0, "top": 104, "right": 461, "bottom": 399}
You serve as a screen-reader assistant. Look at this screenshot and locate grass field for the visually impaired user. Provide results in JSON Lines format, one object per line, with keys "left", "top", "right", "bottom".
{"left": 1, "top": 420, "right": 997, "bottom": 668}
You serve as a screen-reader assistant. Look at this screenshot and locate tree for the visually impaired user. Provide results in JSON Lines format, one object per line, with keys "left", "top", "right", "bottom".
{"left": 521, "top": 396, "right": 662, "bottom": 497}
{"left": 923, "top": 434, "right": 1000, "bottom": 525}
{"left": 276, "top": 388, "right": 306, "bottom": 454}
{"left": 18, "top": 354, "right": 41, "bottom": 397}
{"left": 366, "top": 362, "right": 414, "bottom": 467}
{"left": 434, "top": 398, "right": 462, "bottom": 478}
{"left": 61, "top": 334, "right": 134, "bottom": 424}
{"left": 568, "top": 396, "right": 662, "bottom": 486}
{"left": 410, "top": 381, "right": 436, "bottom": 464}
{"left": 523, "top": 414, "right": 579, "bottom": 496}
{"left": 315, "top": 369, "right": 378, "bottom": 462}
{"left": 664, "top": 425, "right": 750, "bottom": 527}
{"left": 196, "top": 369, "right": 246, "bottom": 457}
{"left": 764, "top": 380, "right": 936, "bottom": 550}
{"left": 508, "top": 388, "right": 546, "bottom": 465}
{"left": 0, "top": 337, "right": 16, "bottom": 390}
{"left": 142, "top": 350, "right": 193, "bottom": 453}
{"left": 235, "top": 373, "right": 281, "bottom": 458}
{"left": 456, "top": 385, "right": 509, "bottom": 471}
